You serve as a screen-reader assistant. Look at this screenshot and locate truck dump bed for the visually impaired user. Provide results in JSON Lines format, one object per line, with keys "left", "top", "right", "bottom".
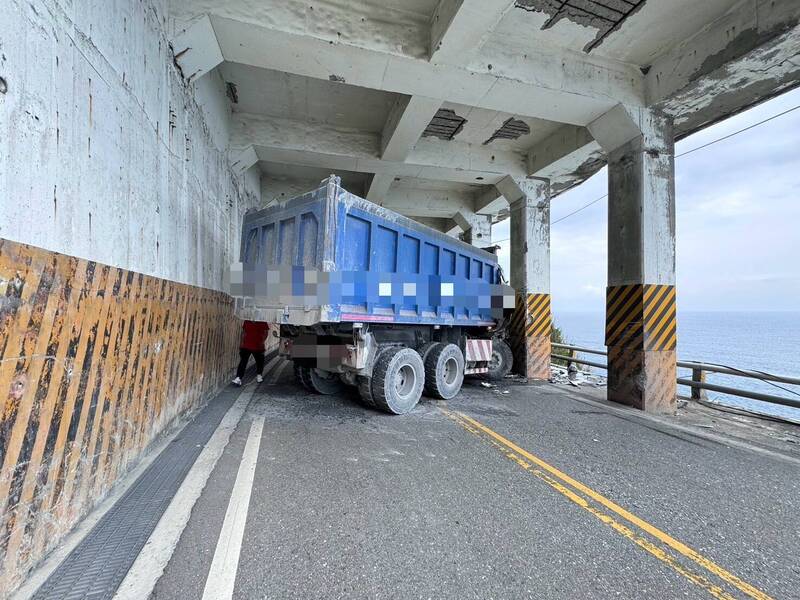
{"left": 233, "top": 177, "right": 512, "bottom": 327}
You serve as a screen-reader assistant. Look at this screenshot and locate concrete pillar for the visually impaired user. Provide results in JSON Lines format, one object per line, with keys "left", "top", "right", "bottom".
{"left": 507, "top": 178, "right": 551, "bottom": 380}
{"left": 604, "top": 111, "right": 676, "bottom": 413}
{"left": 453, "top": 211, "right": 491, "bottom": 247}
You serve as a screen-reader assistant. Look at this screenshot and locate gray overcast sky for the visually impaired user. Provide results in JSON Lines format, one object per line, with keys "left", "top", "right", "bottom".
{"left": 493, "top": 87, "right": 800, "bottom": 313}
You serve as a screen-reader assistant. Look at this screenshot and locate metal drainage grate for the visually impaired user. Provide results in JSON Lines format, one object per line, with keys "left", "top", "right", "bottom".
{"left": 30, "top": 378, "right": 253, "bottom": 600}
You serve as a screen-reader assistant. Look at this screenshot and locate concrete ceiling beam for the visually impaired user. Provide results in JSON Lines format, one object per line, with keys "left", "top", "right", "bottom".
{"left": 232, "top": 113, "right": 525, "bottom": 184}
{"left": 373, "top": 94, "right": 442, "bottom": 201}
{"left": 471, "top": 175, "right": 529, "bottom": 221}
{"left": 588, "top": 105, "right": 672, "bottom": 155}
{"left": 170, "top": 14, "right": 223, "bottom": 83}
{"left": 381, "top": 187, "right": 477, "bottom": 218}
{"left": 412, "top": 217, "right": 457, "bottom": 233}
{"left": 445, "top": 221, "right": 462, "bottom": 237}
{"left": 647, "top": 0, "right": 800, "bottom": 137}
{"left": 527, "top": 126, "right": 598, "bottom": 176}
{"left": 195, "top": 10, "right": 642, "bottom": 125}
{"left": 474, "top": 186, "right": 507, "bottom": 216}
{"left": 381, "top": 96, "right": 443, "bottom": 161}
{"left": 587, "top": 104, "right": 644, "bottom": 155}
{"left": 430, "top": 0, "right": 514, "bottom": 64}
{"left": 526, "top": 125, "right": 604, "bottom": 196}
{"left": 366, "top": 173, "right": 395, "bottom": 203}
{"left": 230, "top": 146, "right": 258, "bottom": 175}
{"left": 452, "top": 210, "right": 477, "bottom": 232}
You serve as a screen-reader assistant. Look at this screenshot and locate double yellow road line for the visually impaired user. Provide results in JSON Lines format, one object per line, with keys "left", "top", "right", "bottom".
{"left": 440, "top": 408, "right": 773, "bottom": 600}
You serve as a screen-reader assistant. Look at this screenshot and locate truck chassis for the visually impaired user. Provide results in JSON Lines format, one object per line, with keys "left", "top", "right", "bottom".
{"left": 279, "top": 322, "right": 513, "bottom": 414}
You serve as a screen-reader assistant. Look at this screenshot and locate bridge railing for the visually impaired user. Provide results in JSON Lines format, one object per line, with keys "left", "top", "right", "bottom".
{"left": 551, "top": 343, "right": 800, "bottom": 411}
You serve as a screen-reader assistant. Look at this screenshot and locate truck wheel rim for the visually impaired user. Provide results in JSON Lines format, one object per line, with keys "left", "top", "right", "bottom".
{"left": 489, "top": 350, "right": 501, "bottom": 371}
{"left": 396, "top": 364, "right": 415, "bottom": 399}
{"left": 443, "top": 357, "right": 459, "bottom": 386}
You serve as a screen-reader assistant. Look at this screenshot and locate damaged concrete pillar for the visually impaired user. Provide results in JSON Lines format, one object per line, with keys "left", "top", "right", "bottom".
{"left": 594, "top": 107, "right": 677, "bottom": 413}
{"left": 506, "top": 178, "right": 551, "bottom": 381}
{"left": 453, "top": 211, "right": 491, "bottom": 247}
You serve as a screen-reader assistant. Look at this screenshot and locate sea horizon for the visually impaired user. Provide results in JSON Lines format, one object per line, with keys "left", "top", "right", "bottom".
{"left": 551, "top": 309, "right": 800, "bottom": 422}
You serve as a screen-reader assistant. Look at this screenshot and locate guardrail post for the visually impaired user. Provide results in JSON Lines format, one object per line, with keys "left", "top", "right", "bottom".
{"left": 691, "top": 368, "right": 707, "bottom": 401}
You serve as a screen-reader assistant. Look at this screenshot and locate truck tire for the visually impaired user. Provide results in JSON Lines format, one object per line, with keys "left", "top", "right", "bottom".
{"left": 357, "top": 376, "right": 376, "bottom": 408}
{"left": 417, "top": 342, "right": 439, "bottom": 366}
{"left": 308, "top": 368, "right": 345, "bottom": 395}
{"left": 295, "top": 364, "right": 314, "bottom": 391}
{"left": 372, "top": 347, "right": 425, "bottom": 415}
{"left": 486, "top": 339, "right": 513, "bottom": 381}
{"left": 424, "top": 343, "right": 464, "bottom": 399}
{"left": 356, "top": 345, "right": 393, "bottom": 409}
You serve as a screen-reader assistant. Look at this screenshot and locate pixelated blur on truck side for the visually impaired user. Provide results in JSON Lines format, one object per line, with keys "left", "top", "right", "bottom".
{"left": 230, "top": 175, "right": 516, "bottom": 414}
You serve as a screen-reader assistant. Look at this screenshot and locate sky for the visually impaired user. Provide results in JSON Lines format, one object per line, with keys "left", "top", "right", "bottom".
{"left": 492, "top": 87, "right": 800, "bottom": 313}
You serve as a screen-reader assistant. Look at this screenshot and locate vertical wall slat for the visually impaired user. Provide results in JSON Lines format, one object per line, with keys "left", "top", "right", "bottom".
{"left": 0, "top": 240, "right": 241, "bottom": 591}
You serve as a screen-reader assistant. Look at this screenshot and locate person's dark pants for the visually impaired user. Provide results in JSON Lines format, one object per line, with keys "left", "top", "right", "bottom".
{"left": 237, "top": 348, "right": 265, "bottom": 379}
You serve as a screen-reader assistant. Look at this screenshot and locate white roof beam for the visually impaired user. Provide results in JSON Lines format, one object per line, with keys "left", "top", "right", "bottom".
{"left": 366, "top": 174, "right": 395, "bottom": 203}
{"left": 430, "top": 0, "right": 514, "bottom": 64}
{"left": 381, "top": 96, "right": 442, "bottom": 161}
{"left": 232, "top": 113, "right": 526, "bottom": 184}
{"left": 381, "top": 187, "right": 477, "bottom": 218}
{"left": 413, "top": 217, "right": 457, "bottom": 233}
{"left": 206, "top": 13, "right": 643, "bottom": 126}
{"left": 170, "top": 15, "right": 223, "bottom": 83}
{"left": 230, "top": 146, "right": 258, "bottom": 175}
{"left": 474, "top": 186, "right": 506, "bottom": 215}
{"left": 527, "top": 126, "right": 599, "bottom": 177}
{"left": 526, "top": 125, "right": 604, "bottom": 196}
{"left": 647, "top": 0, "right": 800, "bottom": 137}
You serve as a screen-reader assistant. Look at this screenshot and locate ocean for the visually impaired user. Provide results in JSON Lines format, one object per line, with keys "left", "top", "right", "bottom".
{"left": 553, "top": 311, "right": 800, "bottom": 422}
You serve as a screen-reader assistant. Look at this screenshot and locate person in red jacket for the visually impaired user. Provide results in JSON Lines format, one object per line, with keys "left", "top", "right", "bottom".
{"left": 232, "top": 320, "right": 270, "bottom": 386}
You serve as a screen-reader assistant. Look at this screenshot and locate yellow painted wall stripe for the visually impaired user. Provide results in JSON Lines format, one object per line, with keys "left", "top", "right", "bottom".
{"left": 443, "top": 409, "right": 773, "bottom": 600}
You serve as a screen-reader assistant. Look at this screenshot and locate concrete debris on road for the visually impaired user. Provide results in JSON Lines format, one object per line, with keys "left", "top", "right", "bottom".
{"left": 550, "top": 366, "right": 606, "bottom": 388}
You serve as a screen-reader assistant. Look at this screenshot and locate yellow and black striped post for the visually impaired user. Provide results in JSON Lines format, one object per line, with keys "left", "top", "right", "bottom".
{"left": 509, "top": 292, "right": 551, "bottom": 380}
{"left": 605, "top": 284, "right": 676, "bottom": 413}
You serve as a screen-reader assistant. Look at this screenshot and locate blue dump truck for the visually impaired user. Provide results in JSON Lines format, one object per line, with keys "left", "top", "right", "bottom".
{"left": 232, "top": 176, "right": 515, "bottom": 414}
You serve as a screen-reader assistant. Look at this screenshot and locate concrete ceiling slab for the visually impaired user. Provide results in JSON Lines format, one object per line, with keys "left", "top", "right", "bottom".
{"left": 438, "top": 102, "right": 563, "bottom": 151}
{"left": 168, "top": 0, "right": 800, "bottom": 217}
{"left": 218, "top": 63, "right": 397, "bottom": 132}
{"left": 493, "top": 0, "right": 741, "bottom": 65}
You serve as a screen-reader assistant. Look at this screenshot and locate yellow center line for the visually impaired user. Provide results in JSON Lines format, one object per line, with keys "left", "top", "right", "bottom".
{"left": 439, "top": 407, "right": 773, "bottom": 600}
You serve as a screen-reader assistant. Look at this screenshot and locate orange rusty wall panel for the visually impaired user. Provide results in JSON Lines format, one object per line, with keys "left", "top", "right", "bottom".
{"left": 0, "top": 239, "right": 241, "bottom": 593}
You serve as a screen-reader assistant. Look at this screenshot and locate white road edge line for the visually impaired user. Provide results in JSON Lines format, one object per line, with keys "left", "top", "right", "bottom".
{"left": 12, "top": 412, "right": 188, "bottom": 600}
{"left": 202, "top": 416, "right": 264, "bottom": 600}
{"left": 112, "top": 389, "right": 257, "bottom": 600}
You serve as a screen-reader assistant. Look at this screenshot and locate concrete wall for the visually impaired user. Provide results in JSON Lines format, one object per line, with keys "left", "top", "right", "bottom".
{"left": 0, "top": 239, "right": 241, "bottom": 595}
{"left": 0, "top": 1, "right": 260, "bottom": 594}
{"left": 0, "top": 0, "right": 259, "bottom": 291}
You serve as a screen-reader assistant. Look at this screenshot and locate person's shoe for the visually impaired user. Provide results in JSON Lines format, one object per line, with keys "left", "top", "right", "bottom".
{"left": 256, "top": 374, "right": 263, "bottom": 383}
{"left": 232, "top": 377, "right": 242, "bottom": 386}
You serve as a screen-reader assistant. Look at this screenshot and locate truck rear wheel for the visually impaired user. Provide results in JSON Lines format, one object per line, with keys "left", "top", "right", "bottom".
{"left": 417, "top": 342, "right": 439, "bottom": 366}
{"left": 357, "top": 376, "right": 376, "bottom": 408}
{"left": 372, "top": 347, "right": 424, "bottom": 415}
{"left": 295, "top": 364, "right": 313, "bottom": 391}
{"left": 308, "top": 368, "right": 345, "bottom": 395}
{"left": 424, "top": 343, "right": 464, "bottom": 399}
{"left": 486, "top": 339, "right": 513, "bottom": 381}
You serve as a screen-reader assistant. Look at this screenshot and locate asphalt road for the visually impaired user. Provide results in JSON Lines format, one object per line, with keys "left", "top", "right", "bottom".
{"left": 151, "top": 360, "right": 800, "bottom": 600}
